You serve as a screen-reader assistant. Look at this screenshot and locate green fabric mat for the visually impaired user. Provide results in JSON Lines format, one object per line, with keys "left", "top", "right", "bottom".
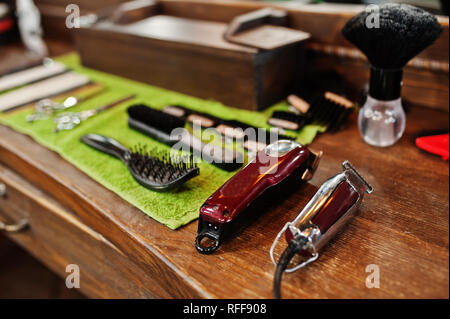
{"left": 0, "top": 53, "right": 324, "bottom": 229}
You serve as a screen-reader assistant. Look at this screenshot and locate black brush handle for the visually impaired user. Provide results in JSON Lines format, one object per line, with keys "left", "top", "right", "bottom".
{"left": 128, "top": 117, "right": 175, "bottom": 145}
{"left": 81, "top": 134, "right": 129, "bottom": 161}
{"left": 369, "top": 67, "right": 403, "bottom": 101}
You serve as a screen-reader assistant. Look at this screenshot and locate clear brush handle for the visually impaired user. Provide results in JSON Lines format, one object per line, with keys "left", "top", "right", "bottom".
{"left": 358, "top": 95, "right": 406, "bottom": 147}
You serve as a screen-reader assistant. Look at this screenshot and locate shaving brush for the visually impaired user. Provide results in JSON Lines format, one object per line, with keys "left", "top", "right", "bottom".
{"left": 342, "top": 4, "right": 442, "bottom": 147}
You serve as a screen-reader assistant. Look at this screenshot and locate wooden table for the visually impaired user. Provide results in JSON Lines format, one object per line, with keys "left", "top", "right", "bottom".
{"left": 0, "top": 41, "right": 448, "bottom": 299}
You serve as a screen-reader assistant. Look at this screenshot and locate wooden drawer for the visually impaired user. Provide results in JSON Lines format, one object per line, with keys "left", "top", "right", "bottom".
{"left": 0, "top": 163, "right": 163, "bottom": 298}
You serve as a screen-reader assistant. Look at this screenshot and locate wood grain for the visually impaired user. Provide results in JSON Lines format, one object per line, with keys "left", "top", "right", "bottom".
{"left": 0, "top": 163, "right": 170, "bottom": 298}
{"left": 74, "top": 13, "right": 305, "bottom": 110}
{"left": 0, "top": 103, "right": 448, "bottom": 298}
{"left": 37, "top": 0, "right": 449, "bottom": 111}
{"left": 0, "top": 233, "right": 84, "bottom": 298}
{"left": 1, "top": 28, "right": 448, "bottom": 299}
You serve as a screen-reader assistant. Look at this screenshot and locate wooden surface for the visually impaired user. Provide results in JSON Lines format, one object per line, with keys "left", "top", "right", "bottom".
{"left": 0, "top": 162, "right": 165, "bottom": 298}
{"left": 37, "top": 0, "right": 449, "bottom": 111}
{"left": 0, "top": 39, "right": 448, "bottom": 299}
{"left": 74, "top": 11, "right": 305, "bottom": 110}
{"left": 1, "top": 104, "right": 448, "bottom": 298}
{"left": 0, "top": 234, "right": 84, "bottom": 298}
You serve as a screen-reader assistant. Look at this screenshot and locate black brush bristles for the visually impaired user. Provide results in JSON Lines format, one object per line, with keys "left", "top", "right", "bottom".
{"left": 268, "top": 111, "right": 308, "bottom": 131}
{"left": 308, "top": 94, "right": 351, "bottom": 132}
{"left": 80, "top": 134, "right": 198, "bottom": 192}
{"left": 127, "top": 144, "right": 199, "bottom": 191}
{"left": 342, "top": 4, "right": 442, "bottom": 70}
{"left": 127, "top": 104, "right": 186, "bottom": 145}
{"left": 342, "top": 4, "right": 442, "bottom": 100}
{"left": 127, "top": 104, "right": 185, "bottom": 135}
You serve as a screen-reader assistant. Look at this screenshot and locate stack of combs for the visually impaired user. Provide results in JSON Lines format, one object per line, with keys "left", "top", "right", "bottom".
{"left": 268, "top": 92, "right": 355, "bottom": 133}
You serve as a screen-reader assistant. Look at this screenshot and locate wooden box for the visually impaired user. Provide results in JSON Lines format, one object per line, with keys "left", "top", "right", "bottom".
{"left": 73, "top": 1, "right": 309, "bottom": 110}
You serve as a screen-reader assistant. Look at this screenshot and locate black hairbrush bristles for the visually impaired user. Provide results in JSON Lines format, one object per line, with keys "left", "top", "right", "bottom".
{"left": 81, "top": 134, "right": 199, "bottom": 192}
{"left": 268, "top": 111, "right": 308, "bottom": 131}
{"left": 308, "top": 92, "right": 354, "bottom": 132}
{"left": 269, "top": 92, "right": 354, "bottom": 133}
{"left": 342, "top": 4, "right": 443, "bottom": 70}
{"left": 127, "top": 104, "right": 243, "bottom": 171}
{"left": 128, "top": 104, "right": 185, "bottom": 134}
{"left": 127, "top": 104, "right": 185, "bottom": 145}
{"left": 128, "top": 144, "right": 198, "bottom": 190}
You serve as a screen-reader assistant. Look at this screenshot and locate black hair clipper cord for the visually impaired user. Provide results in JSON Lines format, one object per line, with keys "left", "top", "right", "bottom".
{"left": 270, "top": 161, "right": 373, "bottom": 298}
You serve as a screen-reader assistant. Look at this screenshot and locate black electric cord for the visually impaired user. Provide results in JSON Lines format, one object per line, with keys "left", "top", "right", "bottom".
{"left": 273, "top": 236, "right": 308, "bottom": 299}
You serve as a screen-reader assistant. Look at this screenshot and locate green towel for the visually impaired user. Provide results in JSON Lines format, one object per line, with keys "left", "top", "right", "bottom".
{"left": 0, "top": 53, "right": 324, "bottom": 229}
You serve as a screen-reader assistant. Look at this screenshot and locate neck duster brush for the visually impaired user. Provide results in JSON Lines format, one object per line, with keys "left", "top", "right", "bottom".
{"left": 342, "top": 4, "right": 442, "bottom": 147}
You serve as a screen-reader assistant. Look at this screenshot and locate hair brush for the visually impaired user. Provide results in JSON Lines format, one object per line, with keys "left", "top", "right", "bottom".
{"left": 268, "top": 92, "right": 354, "bottom": 133}
{"left": 81, "top": 134, "right": 199, "bottom": 191}
{"left": 306, "top": 92, "right": 354, "bottom": 132}
{"left": 127, "top": 104, "right": 185, "bottom": 145}
{"left": 342, "top": 3, "right": 442, "bottom": 147}
{"left": 127, "top": 104, "right": 243, "bottom": 171}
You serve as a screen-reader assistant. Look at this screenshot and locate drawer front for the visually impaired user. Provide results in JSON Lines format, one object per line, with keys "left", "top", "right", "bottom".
{"left": 0, "top": 165, "right": 163, "bottom": 298}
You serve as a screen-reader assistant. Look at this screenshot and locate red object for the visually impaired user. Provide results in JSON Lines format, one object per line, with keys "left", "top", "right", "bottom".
{"left": 415, "top": 134, "right": 449, "bottom": 160}
{"left": 310, "top": 181, "right": 359, "bottom": 233}
{"left": 195, "top": 142, "right": 318, "bottom": 254}
{"left": 284, "top": 181, "right": 358, "bottom": 246}
{"left": 200, "top": 145, "right": 311, "bottom": 224}
{"left": 0, "top": 18, "right": 14, "bottom": 33}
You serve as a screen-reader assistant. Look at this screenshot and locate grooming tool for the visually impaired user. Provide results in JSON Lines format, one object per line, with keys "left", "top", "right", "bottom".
{"left": 415, "top": 133, "right": 449, "bottom": 160}
{"left": 307, "top": 92, "right": 354, "bottom": 132}
{"left": 0, "top": 72, "right": 90, "bottom": 112}
{"left": 342, "top": 4, "right": 442, "bottom": 147}
{"left": 243, "top": 139, "right": 267, "bottom": 154}
{"left": 26, "top": 84, "right": 105, "bottom": 122}
{"left": 270, "top": 161, "right": 373, "bottom": 298}
{"left": 241, "top": 127, "right": 292, "bottom": 157}
{"left": 162, "top": 105, "right": 217, "bottom": 128}
{"left": 128, "top": 104, "right": 243, "bottom": 171}
{"left": 268, "top": 111, "right": 307, "bottom": 131}
{"left": 81, "top": 134, "right": 199, "bottom": 191}
{"left": 268, "top": 92, "right": 354, "bottom": 133}
{"left": 54, "top": 95, "right": 135, "bottom": 132}
{"left": 195, "top": 140, "right": 322, "bottom": 254}
{"left": 287, "top": 94, "right": 309, "bottom": 114}
{"left": 163, "top": 105, "right": 290, "bottom": 145}
{"left": 0, "top": 59, "right": 66, "bottom": 92}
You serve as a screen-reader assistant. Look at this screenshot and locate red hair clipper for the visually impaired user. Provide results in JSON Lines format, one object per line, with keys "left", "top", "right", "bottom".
{"left": 270, "top": 161, "right": 373, "bottom": 298}
{"left": 195, "top": 140, "right": 322, "bottom": 254}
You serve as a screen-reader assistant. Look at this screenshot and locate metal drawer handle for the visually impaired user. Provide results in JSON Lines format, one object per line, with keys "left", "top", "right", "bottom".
{"left": 0, "top": 182, "right": 29, "bottom": 232}
{"left": 0, "top": 219, "right": 28, "bottom": 232}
